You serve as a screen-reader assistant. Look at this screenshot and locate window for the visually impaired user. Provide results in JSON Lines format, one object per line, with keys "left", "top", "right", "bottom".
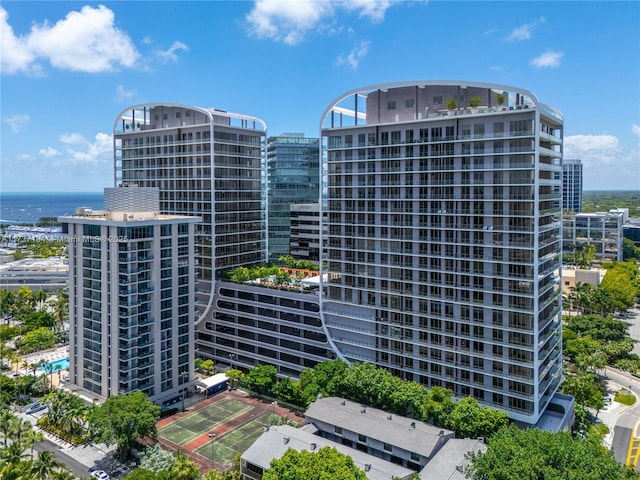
{"left": 383, "top": 443, "right": 393, "bottom": 452}
{"left": 405, "top": 98, "right": 415, "bottom": 108}
{"left": 334, "top": 426, "right": 343, "bottom": 435}
{"left": 387, "top": 101, "right": 396, "bottom": 110}
{"left": 358, "top": 434, "right": 366, "bottom": 443}
{"left": 176, "top": 111, "right": 181, "bottom": 118}
{"left": 433, "top": 95, "right": 443, "bottom": 105}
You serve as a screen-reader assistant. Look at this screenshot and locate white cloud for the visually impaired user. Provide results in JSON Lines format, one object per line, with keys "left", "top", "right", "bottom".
{"left": 1, "top": 5, "right": 139, "bottom": 75}
{"left": 344, "top": 0, "right": 401, "bottom": 22}
{"left": 506, "top": 16, "right": 546, "bottom": 42}
{"left": 116, "top": 85, "right": 137, "bottom": 102}
{"left": 633, "top": 124, "right": 640, "bottom": 138}
{"left": 48, "top": 132, "right": 113, "bottom": 166}
{"left": 2, "top": 114, "right": 30, "bottom": 133}
{"left": 157, "top": 41, "right": 189, "bottom": 62}
{"left": 59, "top": 133, "right": 86, "bottom": 146}
{"left": 0, "top": 8, "right": 38, "bottom": 75}
{"left": 38, "top": 147, "right": 61, "bottom": 158}
{"left": 530, "top": 50, "right": 564, "bottom": 68}
{"left": 565, "top": 133, "right": 640, "bottom": 190}
{"left": 245, "top": 0, "right": 401, "bottom": 45}
{"left": 336, "top": 40, "right": 370, "bottom": 70}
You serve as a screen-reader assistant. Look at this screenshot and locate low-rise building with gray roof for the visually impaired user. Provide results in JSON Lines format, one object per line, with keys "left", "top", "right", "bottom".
{"left": 419, "top": 438, "right": 486, "bottom": 480}
{"left": 304, "top": 397, "right": 454, "bottom": 469}
{"left": 240, "top": 424, "right": 415, "bottom": 480}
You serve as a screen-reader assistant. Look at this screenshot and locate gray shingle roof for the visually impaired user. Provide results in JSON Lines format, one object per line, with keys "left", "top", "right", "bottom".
{"left": 305, "top": 397, "right": 454, "bottom": 458}
{"left": 419, "top": 438, "right": 486, "bottom": 480}
{"left": 241, "top": 425, "right": 415, "bottom": 480}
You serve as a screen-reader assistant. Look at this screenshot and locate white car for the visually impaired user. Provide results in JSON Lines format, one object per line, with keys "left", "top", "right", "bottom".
{"left": 90, "top": 471, "right": 110, "bottom": 480}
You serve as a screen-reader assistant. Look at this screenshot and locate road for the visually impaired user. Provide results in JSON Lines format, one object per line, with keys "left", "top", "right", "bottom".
{"left": 608, "top": 303, "right": 640, "bottom": 468}
{"left": 607, "top": 368, "right": 640, "bottom": 467}
{"left": 34, "top": 439, "right": 91, "bottom": 479}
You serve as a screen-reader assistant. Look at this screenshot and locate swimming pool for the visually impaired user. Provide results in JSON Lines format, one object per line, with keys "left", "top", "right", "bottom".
{"left": 39, "top": 358, "right": 69, "bottom": 373}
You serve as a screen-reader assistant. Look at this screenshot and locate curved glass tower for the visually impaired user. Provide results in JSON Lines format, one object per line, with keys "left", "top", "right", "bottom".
{"left": 113, "top": 103, "right": 267, "bottom": 325}
{"left": 319, "top": 81, "right": 564, "bottom": 424}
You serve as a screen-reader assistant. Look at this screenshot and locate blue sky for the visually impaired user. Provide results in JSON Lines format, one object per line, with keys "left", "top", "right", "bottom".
{"left": 1, "top": 1, "right": 639, "bottom": 192}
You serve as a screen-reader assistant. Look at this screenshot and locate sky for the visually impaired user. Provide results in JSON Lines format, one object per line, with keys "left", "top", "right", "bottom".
{"left": 1, "top": 0, "right": 639, "bottom": 192}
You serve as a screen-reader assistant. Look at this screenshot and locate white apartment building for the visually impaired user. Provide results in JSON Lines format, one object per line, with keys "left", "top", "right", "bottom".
{"left": 563, "top": 210, "right": 625, "bottom": 262}
{"left": 60, "top": 187, "right": 200, "bottom": 402}
{"left": 319, "top": 81, "right": 566, "bottom": 426}
{"left": 113, "top": 104, "right": 267, "bottom": 366}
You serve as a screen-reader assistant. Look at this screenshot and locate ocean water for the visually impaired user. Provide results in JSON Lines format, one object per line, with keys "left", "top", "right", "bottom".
{"left": 0, "top": 192, "right": 104, "bottom": 224}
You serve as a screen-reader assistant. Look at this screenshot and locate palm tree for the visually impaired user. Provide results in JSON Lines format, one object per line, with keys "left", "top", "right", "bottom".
{"left": 49, "top": 291, "right": 68, "bottom": 335}
{"left": 0, "top": 440, "right": 29, "bottom": 466}
{"left": 34, "top": 288, "right": 48, "bottom": 312}
{"left": 0, "top": 460, "right": 31, "bottom": 480}
{"left": 23, "top": 428, "right": 45, "bottom": 458}
{"left": 29, "top": 450, "right": 62, "bottom": 480}
{"left": 0, "top": 289, "right": 16, "bottom": 323}
{"left": 44, "top": 390, "right": 91, "bottom": 440}
{"left": 51, "top": 470, "right": 78, "bottom": 480}
{"left": 0, "top": 409, "right": 18, "bottom": 446}
{"left": 10, "top": 419, "right": 34, "bottom": 445}
{"left": 170, "top": 452, "right": 201, "bottom": 480}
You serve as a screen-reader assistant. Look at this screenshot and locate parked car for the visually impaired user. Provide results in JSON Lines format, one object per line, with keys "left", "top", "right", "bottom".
{"left": 25, "top": 403, "right": 47, "bottom": 414}
{"left": 90, "top": 471, "right": 110, "bottom": 480}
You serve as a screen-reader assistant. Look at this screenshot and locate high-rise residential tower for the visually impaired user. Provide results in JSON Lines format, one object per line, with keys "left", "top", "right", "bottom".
{"left": 562, "top": 158, "right": 583, "bottom": 212}
{"left": 318, "top": 81, "right": 565, "bottom": 426}
{"left": 60, "top": 186, "right": 199, "bottom": 402}
{"left": 113, "top": 104, "right": 267, "bottom": 344}
{"left": 267, "top": 133, "right": 320, "bottom": 261}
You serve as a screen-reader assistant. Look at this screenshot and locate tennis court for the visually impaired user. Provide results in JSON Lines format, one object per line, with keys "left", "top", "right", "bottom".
{"left": 195, "top": 411, "right": 274, "bottom": 466}
{"left": 156, "top": 390, "right": 301, "bottom": 472}
{"left": 159, "top": 398, "right": 252, "bottom": 446}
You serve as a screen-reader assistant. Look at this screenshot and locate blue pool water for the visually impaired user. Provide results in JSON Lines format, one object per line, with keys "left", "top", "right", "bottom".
{"left": 40, "top": 358, "right": 69, "bottom": 372}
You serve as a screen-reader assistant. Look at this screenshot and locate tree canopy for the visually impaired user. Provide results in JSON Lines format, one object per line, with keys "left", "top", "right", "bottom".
{"left": 467, "top": 425, "right": 639, "bottom": 480}
{"left": 263, "top": 447, "right": 367, "bottom": 480}
{"left": 90, "top": 392, "right": 161, "bottom": 460}
{"left": 443, "top": 397, "right": 509, "bottom": 439}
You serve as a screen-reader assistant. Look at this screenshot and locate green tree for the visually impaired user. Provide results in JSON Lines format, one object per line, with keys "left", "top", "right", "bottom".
{"left": 444, "top": 397, "right": 509, "bottom": 439}
{"left": 19, "top": 327, "right": 56, "bottom": 353}
{"left": 623, "top": 238, "right": 640, "bottom": 262}
{"left": 167, "top": 452, "right": 200, "bottom": 480}
{"left": 272, "top": 376, "right": 305, "bottom": 406}
{"left": 21, "top": 309, "right": 56, "bottom": 334}
{"left": 90, "top": 392, "right": 161, "bottom": 461}
{"left": 297, "top": 360, "right": 347, "bottom": 406}
{"left": 575, "top": 243, "right": 597, "bottom": 269}
{"left": 0, "top": 325, "right": 19, "bottom": 343}
{"left": 42, "top": 390, "right": 92, "bottom": 441}
{"left": 263, "top": 447, "right": 367, "bottom": 480}
{"left": 422, "top": 386, "right": 454, "bottom": 427}
{"left": 49, "top": 290, "right": 69, "bottom": 334}
{"left": 225, "top": 369, "right": 244, "bottom": 389}
{"left": 28, "top": 450, "right": 63, "bottom": 480}
{"left": 200, "top": 359, "right": 215, "bottom": 375}
{"left": 139, "top": 444, "right": 175, "bottom": 473}
{"left": 123, "top": 468, "right": 164, "bottom": 480}
{"left": 562, "top": 373, "right": 606, "bottom": 413}
{"left": 242, "top": 364, "right": 278, "bottom": 395}
{"left": 600, "top": 264, "right": 640, "bottom": 312}
{"left": 467, "top": 425, "right": 637, "bottom": 480}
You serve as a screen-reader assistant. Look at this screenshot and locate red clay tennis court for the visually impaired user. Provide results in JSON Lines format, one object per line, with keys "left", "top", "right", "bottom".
{"left": 155, "top": 390, "right": 299, "bottom": 471}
